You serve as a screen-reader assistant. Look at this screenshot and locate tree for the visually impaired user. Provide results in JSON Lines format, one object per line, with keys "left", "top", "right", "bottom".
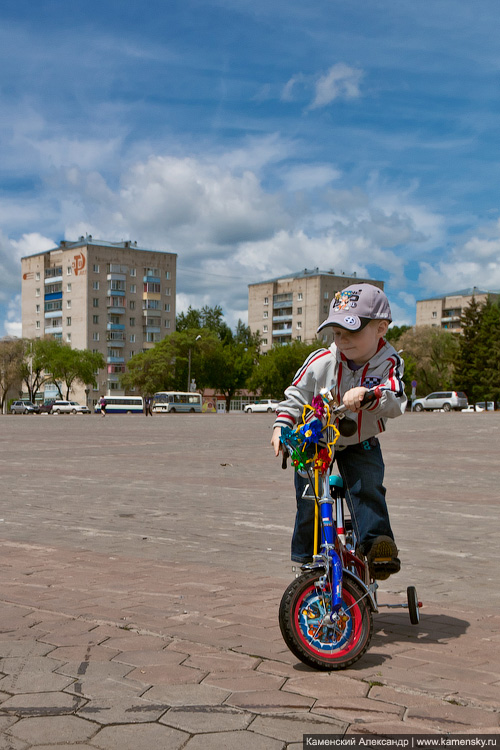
{"left": 0, "top": 338, "right": 24, "bottom": 412}
{"left": 397, "top": 326, "right": 459, "bottom": 395}
{"left": 455, "top": 296, "right": 500, "bottom": 404}
{"left": 248, "top": 340, "right": 321, "bottom": 399}
{"left": 385, "top": 325, "right": 411, "bottom": 347}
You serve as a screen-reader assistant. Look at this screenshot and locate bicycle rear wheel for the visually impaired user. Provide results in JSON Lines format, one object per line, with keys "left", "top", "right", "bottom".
{"left": 279, "top": 571, "right": 373, "bottom": 670}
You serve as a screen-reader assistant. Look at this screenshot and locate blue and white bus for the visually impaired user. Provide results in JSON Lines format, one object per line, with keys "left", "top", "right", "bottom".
{"left": 152, "top": 391, "right": 202, "bottom": 413}
{"left": 94, "top": 396, "right": 144, "bottom": 414}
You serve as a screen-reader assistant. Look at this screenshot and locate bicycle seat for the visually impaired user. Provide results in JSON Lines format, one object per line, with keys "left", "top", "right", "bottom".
{"left": 329, "top": 474, "right": 344, "bottom": 490}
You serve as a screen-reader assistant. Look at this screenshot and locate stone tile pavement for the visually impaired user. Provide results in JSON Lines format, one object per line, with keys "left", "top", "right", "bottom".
{"left": 0, "top": 412, "right": 499, "bottom": 747}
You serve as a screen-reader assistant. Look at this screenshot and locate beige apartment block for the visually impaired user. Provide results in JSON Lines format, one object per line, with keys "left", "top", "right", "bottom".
{"left": 416, "top": 287, "right": 500, "bottom": 332}
{"left": 21, "top": 237, "right": 176, "bottom": 406}
{"left": 248, "top": 268, "right": 385, "bottom": 352}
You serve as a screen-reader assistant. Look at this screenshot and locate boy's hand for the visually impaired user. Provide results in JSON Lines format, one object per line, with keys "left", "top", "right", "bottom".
{"left": 343, "top": 386, "right": 368, "bottom": 413}
{"left": 271, "top": 426, "right": 282, "bottom": 456}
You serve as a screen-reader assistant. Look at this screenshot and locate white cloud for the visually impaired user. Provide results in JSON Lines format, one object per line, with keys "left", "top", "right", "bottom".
{"left": 309, "top": 63, "right": 363, "bottom": 110}
{"left": 281, "top": 164, "right": 341, "bottom": 192}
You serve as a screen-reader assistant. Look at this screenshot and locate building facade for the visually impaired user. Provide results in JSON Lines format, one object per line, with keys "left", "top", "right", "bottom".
{"left": 21, "top": 237, "right": 176, "bottom": 405}
{"left": 248, "top": 268, "right": 385, "bottom": 352}
{"left": 416, "top": 288, "right": 500, "bottom": 332}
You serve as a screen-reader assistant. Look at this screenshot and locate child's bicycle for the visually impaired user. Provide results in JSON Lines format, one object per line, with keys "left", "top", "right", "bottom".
{"left": 278, "top": 387, "right": 420, "bottom": 671}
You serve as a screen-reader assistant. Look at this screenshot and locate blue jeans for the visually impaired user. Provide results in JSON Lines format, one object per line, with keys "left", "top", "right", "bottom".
{"left": 291, "top": 437, "right": 394, "bottom": 563}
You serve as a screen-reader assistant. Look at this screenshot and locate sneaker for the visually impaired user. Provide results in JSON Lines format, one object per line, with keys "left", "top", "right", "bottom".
{"left": 367, "top": 536, "right": 401, "bottom": 580}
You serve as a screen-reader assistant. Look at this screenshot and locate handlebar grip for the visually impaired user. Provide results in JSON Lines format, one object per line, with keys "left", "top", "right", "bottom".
{"left": 281, "top": 450, "right": 288, "bottom": 470}
{"left": 360, "top": 386, "right": 381, "bottom": 407}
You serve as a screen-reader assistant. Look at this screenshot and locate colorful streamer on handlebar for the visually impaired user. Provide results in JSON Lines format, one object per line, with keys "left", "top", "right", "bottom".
{"left": 280, "top": 393, "right": 340, "bottom": 475}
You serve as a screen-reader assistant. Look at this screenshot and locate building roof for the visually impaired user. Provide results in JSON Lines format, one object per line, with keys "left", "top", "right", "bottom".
{"left": 21, "top": 236, "right": 176, "bottom": 260}
{"left": 248, "top": 267, "right": 375, "bottom": 286}
{"left": 417, "top": 287, "right": 500, "bottom": 302}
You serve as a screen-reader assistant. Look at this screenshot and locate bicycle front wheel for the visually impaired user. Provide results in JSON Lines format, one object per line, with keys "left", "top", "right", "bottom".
{"left": 279, "top": 571, "right": 373, "bottom": 670}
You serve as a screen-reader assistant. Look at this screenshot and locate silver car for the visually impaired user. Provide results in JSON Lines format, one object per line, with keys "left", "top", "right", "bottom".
{"left": 244, "top": 399, "right": 279, "bottom": 413}
{"left": 10, "top": 400, "right": 40, "bottom": 414}
{"left": 412, "top": 391, "right": 468, "bottom": 412}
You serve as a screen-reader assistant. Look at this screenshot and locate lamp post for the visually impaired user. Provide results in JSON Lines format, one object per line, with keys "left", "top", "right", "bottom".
{"left": 187, "top": 335, "right": 202, "bottom": 392}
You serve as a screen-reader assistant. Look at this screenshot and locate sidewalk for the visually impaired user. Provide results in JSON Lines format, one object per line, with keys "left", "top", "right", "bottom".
{"left": 1, "top": 413, "right": 499, "bottom": 747}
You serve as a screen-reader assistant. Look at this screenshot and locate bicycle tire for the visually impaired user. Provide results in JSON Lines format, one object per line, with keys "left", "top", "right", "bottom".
{"left": 407, "top": 585, "right": 420, "bottom": 625}
{"left": 279, "top": 571, "right": 373, "bottom": 670}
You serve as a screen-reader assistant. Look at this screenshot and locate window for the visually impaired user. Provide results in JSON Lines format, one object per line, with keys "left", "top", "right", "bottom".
{"left": 164, "top": 303, "right": 170, "bottom": 312}
{"left": 66, "top": 300, "right": 71, "bottom": 309}
{"left": 165, "top": 320, "right": 170, "bottom": 328}
{"left": 144, "top": 282, "right": 160, "bottom": 294}
{"left": 36, "top": 321, "right": 40, "bottom": 329}
{"left": 93, "top": 281, "right": 100, "bottom": 290}
{"left": 324, "top": 291, "right": 329, "bottom": 299}
{"left": 130, "top": 334, "right": 136, "bottom": 343}
{"left": 130, "top": 268, "right": 136, "bottom": 277}
{"left": 263, "top": 311, "right": 268, "bottom": 318}
{"left": 165, "top": 287, "right": 171, "bottom": 296}
{"left": 66, "top": 333, "right": 71, "bottom": 342}
{"left": 93, "top": 332, "right": 100, "bottom": 341}
{"left": 129, "top": 300, "right": 135, "bottom": 310}
{"left": 67, "top": 283, "right": 72, "bottom": 292}
{"left": 129, "top": 317, "right": 135, "bottom": 326}
{"left": 129, "top": 351, "right": 135, "bottom": 359}
{"left": 93, "top": 264, "right": 100, "bottom": 273}
{"left": 165, "top": 271, "right": 171, "bottom": 279}
{"left": 296, "top": 335, "right": 301, "bottom": 341}
{"left": 297, "top": 293, "right": 303, "bottom": 301}
{"left": 36, "top": 304, "right": 40, "bottom": 314}
{"left": 432, "top": 311, "right": 437, "bottom": 318}
{"left": 262, "top": 338, "right": 268, "bottom": 345}
{"left": 297, "top": 321, "right": 302, "bottom": 329}
{"left": 297, "top": 307, "right": 302, "bottom": 315}
{"left": 130, "top": 284, "right": 136, "bottom": 293}
{"left": 93, "top": 298, "right": 99, "bottom": 308}
{"left": 67, "top": 266, "right": 72, "bottom": 275}
{"left": 36, "top": 288, "right": 40, "bottom": 297}
{"left": 35, "top": 272, "right": 40, "bottom": 281}
{"left": 263, "top": 325, "right": 268, "bottom": 333}
{"left": 264, "top": 297, "right": 269, "bottom": 305}
{"left": 93, "top": 315, "right": 99, "bottom": 324}
{"left": 66, "top": 317, "right": 71, "bottom": 326}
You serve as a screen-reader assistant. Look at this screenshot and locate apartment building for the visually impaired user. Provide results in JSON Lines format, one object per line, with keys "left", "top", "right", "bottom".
{"left": 248, "top": 268, "right": 385, "bottom": 352}
{"left": 21, "top": 237, "right": 176, "bottom": 404}
{"left": 416, "top": 288, "right": 500, "bottom": 332}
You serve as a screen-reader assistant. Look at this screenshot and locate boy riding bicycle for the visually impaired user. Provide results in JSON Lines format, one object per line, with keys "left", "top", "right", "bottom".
{"left": 271, "top": 283, "right": 407, "bottom": 580}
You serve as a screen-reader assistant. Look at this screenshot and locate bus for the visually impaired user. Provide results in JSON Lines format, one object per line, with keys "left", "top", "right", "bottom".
{"left": 93, "top": 396, "right": 144, "bottom": 414}
{"left": 152, "top": 391, "right": 202, "bottom": 413}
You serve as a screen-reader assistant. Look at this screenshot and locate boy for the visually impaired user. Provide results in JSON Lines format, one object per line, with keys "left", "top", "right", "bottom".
{"left": 271, "top": 283, "right": 406, "bottom": 580}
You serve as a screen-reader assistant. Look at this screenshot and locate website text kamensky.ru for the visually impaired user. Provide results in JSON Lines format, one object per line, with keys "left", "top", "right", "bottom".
{"left": 303, "top": 737, "right": 498, "bottom": 749}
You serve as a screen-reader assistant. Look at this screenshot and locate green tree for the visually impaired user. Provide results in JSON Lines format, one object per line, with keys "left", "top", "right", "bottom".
{"left": 398, "top": 326, "right": 459, "bottom": 395}
{"left": 385, "top": 324, "right": 411, "bottom": 347}
{"left": 455, "top": 296, "right": 500, "bottom": 404}
{"left": 0, "top": 338, "right": 24, "bottom": 412}
{"left": 248, "top": 340, "right": 321, "bottom": 399}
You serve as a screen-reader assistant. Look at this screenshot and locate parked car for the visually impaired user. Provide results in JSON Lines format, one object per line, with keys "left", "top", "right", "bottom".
{"left": 462, "top": 401, "right": 495, "bottom": 412}
{"left": 52, "top": 400, "right": 90, "bottom": 414}
{"left": 244, "top": 399, "right": 280, "bottom": 413}
{"left": 39, "top": 399, "right": 56, "bottom": 414}
{"left": 10, "top": 400, "right": 40, "bottom": 415}
{"left": 412, "top": 391, "right": 468, "bottom": 412}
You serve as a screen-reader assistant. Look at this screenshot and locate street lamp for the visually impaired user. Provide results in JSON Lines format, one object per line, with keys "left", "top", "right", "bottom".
{"left": 187, "top": 335, "right": 202, "bottom": 392}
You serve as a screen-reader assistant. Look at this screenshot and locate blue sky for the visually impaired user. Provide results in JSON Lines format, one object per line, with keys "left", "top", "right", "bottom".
{"left": 1, "top": 0, "right": 500, "bottom": 335}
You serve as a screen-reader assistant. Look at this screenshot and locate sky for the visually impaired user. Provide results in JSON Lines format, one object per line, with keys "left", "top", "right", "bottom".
{"left": 1, "top": 0, "right": 500, "bottom": 336}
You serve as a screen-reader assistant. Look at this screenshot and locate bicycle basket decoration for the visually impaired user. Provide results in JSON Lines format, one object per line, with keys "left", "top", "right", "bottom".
{"left": 280, "top": 394, "right": 340, "bottom": 474}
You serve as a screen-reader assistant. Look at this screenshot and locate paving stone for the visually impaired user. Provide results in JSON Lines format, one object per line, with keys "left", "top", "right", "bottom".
{"left": 225, "top": 689, "right": 314, "bottom": 713}
{"left": 77, "top": 696, "right": 169, "bottom": 724}
{"left": 0, "top": 664, "right": 74, "bottom": 695}
{"left": 0, "top": 733, "right": 29, "bottom": 750}
{"left": 203, "top": 670, "right": 285, "bottom": 692}
{"left": 7, "top": 714, "right": 99, "bottom": 744}
{"left": 160, "top": 705, "right": 252, "bottom": 733}
{"left": 0, "top": 641, "right": 54, "bottom": 658}
{"left": 90, "top": 722, "right": 188, "bottom": 750}
{"left": 283, "top": 672, "right": 369, "bottom": 700}
{"left": 0, "top": 691, "right": 86, "bottom": 717}
{"left": 182, "top": 729, "right": 284, "bottom": 750}
{"left": 348, "top": 720, "right": 439, "bottom": 735}
{"left": 111, "top": 648, "right": 186, "bottom": 668}
{"left": 312, "top": 695, "right": 404, "bottom": 723}
{"left": 406, "top": 702, "right": 500, "bottom": 731}
{"left": 126, "top": 662, "right": 207, "bottom": 685}
{"left": 184, "top": 652, "right": 261, "bottom": 672}
{"left": 143, "top": 682, "right": 231, "bottom": 706}
{"left": 250, "top": 711, "right": 347, "bottom": 742}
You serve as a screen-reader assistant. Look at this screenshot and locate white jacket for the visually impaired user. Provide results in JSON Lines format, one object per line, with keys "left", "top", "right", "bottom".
{"left": 273, "top": 339, "right": 406, "bottom": 447}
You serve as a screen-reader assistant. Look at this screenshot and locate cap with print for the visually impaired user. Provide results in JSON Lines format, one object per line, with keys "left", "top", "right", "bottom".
{"left": 317, "top": 283, "right": 392, "bottom": 333}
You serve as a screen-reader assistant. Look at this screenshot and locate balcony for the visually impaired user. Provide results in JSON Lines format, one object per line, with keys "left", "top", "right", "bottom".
{"left": 273, "top": 314, "right": 292, "bottom": 323}
{"left": 44, "top": 310, "right": 63, "bottom": 319}
{"left": 272, "top": 326, "right": 293, "bottom": 336}
{"left": 107, "top": 273, "right": 127, "bottom": 282}
{"left": 107, "top": 323, "right": 125, "bottom": 331}
{"left": 142, "top": 307, "right": 161, "bottom": 316}
{"left": 143, "top": 326, "right": 161, "bottom": 334}
{"left": 44, "top": 275, "right": 63, "bottom": 285}
{"left": 45, "top": 326, "right": 62, "bottom": 335}
{"left": 106, "top": 355, "right": 125, "bottom": 364}
{"left": 143, "top": 275, "right": 160, "bottom": 284}
{"left": 106, "top": 338, "right": 124, "bottom": 347}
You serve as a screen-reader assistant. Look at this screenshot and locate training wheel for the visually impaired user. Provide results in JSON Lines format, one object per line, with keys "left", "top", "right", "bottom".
{"left": 407, "top": 585, "right": 420, "bottom": 625}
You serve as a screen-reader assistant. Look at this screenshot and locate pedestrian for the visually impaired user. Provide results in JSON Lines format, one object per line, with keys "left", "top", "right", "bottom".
{"left": 99, "top": 395, "right": 107, "bottom": 417}
{"left": 144, "top": 396, "right": 153, "bottom": 416}
{"left": 270, "top": 283, "right": 407, "bottom": 580}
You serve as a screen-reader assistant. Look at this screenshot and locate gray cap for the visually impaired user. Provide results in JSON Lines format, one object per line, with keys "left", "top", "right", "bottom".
{"left": 317, "top": 283, "right": 392, "bottom": 332}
